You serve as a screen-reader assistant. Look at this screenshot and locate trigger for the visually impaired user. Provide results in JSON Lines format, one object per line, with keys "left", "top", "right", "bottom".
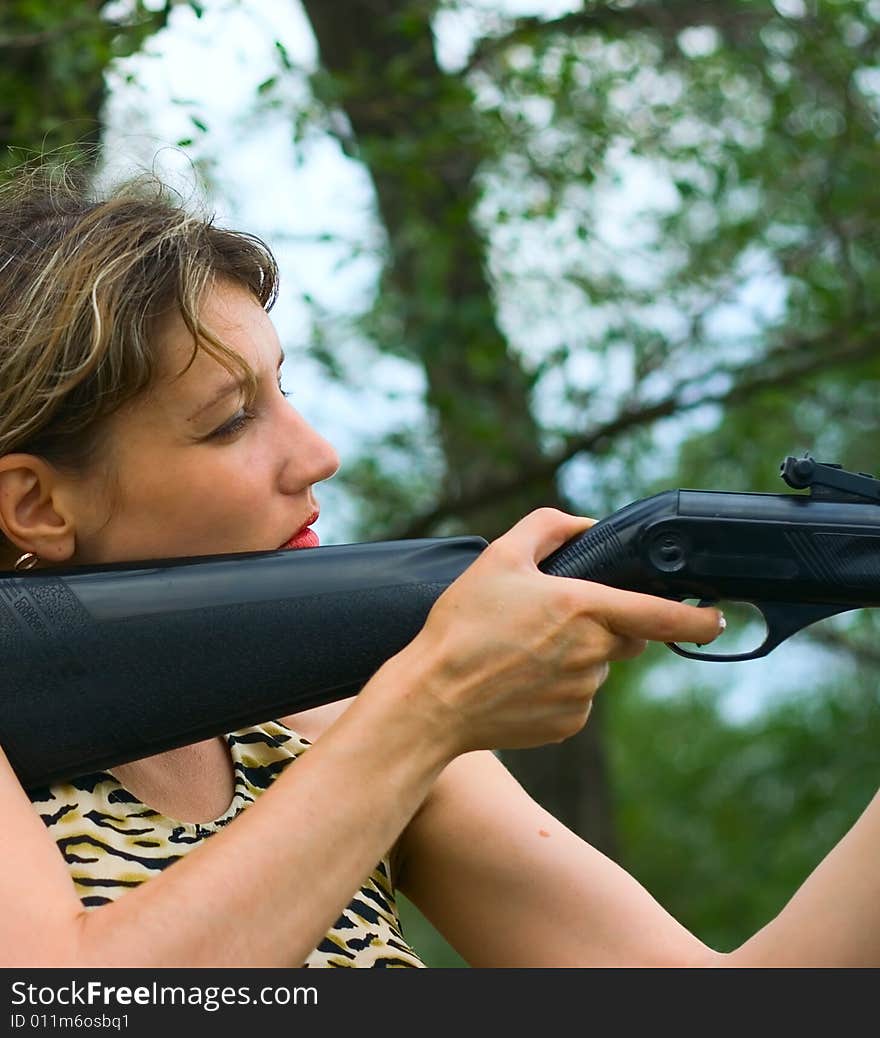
{"left": 695, "top": 597, "right": 720, "bottom": 647}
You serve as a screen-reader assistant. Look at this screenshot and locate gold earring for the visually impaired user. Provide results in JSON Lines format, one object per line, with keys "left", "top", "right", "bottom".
{"left": 13, "top": 552, "right": 39, "bottom": 571}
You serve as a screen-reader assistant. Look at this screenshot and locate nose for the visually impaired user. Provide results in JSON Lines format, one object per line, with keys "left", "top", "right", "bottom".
{"left": 279, "top": 405, "right": 340, "bottom": 492}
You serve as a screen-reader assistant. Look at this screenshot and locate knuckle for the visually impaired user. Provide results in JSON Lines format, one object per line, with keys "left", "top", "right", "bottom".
{"left": 553, "top": 631, "right": 614, "bottom": 676}
{"left": 559, "top": 700, "right": 594, "bottom": 740}
{"left": 554, "top": 585, "right": 587, "bottom": 621}
{"left": 529, "top": 506, "right": 569, "bottom": 537}
{"left": 561, "top": 650, "right": 589, "bottom": 675}
{"left": 481, "top": 539, "right": 516, "bottom": 569}
{"left": 551, "top": 716, "right": 581, "bottom": 743}
{"left": 533, "top": 506, "right": 562, "bottom": 523}
{"left": 576, "top": 622, "right": 617, "bottom": 661}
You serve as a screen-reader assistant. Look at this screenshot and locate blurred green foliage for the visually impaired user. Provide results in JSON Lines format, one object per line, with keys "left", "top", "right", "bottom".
{"left": 0, "top": 1, "right": 173, "bottom": 174}
{"left": 3, "top": 0, "right": 880, "bottom": 965}
{"left": 607, "top": 643, "right": 880, "bottom": 952}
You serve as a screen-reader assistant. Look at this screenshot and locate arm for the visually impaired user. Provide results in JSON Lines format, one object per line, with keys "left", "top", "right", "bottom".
{"left": 726, "top": 786, "right": 880, "bottom": 966}
{"left": 396, "top": 750, "right": 719, "bottom": 967}
{"left": 1, "top": 652, "right": 454, "bottom": 968}
{"left": 398, "top": 751, "right": 880, "bottom": 968}
{"left": 1, "top": 508, "right": 722, "bottom": 967}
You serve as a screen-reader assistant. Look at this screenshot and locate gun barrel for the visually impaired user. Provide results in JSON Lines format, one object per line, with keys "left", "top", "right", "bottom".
{"left": 679, "top": 490, "right": 880, "bottom": 523}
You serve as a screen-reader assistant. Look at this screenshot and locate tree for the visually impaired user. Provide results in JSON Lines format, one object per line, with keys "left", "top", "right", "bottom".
{"left": 299, "top": 0, "right": 627, "bottom": 853}
{"left": 0, "top": 1, "right": 175, "bottom": 174}
{"left": 293, "top": 0, "right": 880, "bottom": 853}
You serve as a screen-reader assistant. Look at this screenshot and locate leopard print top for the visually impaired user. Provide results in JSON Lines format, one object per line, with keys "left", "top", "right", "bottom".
{"left": 28, "top": 719, "right": 425, "bottom": 967}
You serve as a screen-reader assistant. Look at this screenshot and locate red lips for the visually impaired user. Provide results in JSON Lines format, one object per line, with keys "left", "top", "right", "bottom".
{"left": 280, "top": 511, "right": 320, "bottom": 550}
{"left": 283, "top": 528, "right": 319, "bottom": 550}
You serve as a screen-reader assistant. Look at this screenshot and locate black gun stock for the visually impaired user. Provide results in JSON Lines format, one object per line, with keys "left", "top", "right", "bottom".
{"left": 0, "top": 537, "right": 487, "bottom": 790}
{"left": 3, "top": 453, "right": 876, "bottom": 790}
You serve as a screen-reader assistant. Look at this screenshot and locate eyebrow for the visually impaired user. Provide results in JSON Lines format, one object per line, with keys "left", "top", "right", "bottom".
{"left": 187, "top": 350, "right": 285, "bottom": 422}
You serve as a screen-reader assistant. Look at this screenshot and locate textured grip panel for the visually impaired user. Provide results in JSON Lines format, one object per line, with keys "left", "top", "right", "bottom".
{"left": 785, "top": 530, "right": 880, "bottom": 587}
{"left": 539, "top": 521, "right": 627, "bottom": 580}
{"left": 0, "top": 576, "right": 95, "bottom": 682}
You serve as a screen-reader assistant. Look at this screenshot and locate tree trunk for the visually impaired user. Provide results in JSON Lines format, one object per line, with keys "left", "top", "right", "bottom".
{"left": 0, "top": 2, "right": 171, "bottom": 176}
{"left": 301, "top": 0, "right": 615, "bottom": 853}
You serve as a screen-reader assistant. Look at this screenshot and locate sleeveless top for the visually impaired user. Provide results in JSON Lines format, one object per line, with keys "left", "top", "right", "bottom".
{"left": 28, "top": 719, "right": 426, "bottom": 968}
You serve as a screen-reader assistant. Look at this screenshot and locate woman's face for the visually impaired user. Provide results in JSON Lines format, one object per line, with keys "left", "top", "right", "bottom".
{"left": 66, "top": 280, "right": 340, "bottom": 565}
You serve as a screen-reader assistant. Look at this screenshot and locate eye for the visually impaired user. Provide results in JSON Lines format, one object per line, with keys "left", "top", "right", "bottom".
{"left": 208, "top": 407, "right": 257, "bottom": 441}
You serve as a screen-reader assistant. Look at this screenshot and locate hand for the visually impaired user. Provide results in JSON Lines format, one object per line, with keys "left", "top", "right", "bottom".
{"left": 397, "top": 508, "right": 724, "bottom": 757}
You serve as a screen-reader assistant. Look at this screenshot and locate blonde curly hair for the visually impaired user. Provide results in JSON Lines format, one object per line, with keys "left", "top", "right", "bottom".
{"left": 0, "top": 164, "right": 279, "bottom": 557}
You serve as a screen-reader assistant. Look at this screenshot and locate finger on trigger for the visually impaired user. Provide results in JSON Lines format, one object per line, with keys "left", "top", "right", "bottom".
{"left": 576, "top": 582, "right": 726, "bottom": 645}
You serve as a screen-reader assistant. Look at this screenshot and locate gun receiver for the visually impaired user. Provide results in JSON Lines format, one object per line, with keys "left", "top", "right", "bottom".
{"left": 539, "top": 454, "right": 880, "bottom": 661}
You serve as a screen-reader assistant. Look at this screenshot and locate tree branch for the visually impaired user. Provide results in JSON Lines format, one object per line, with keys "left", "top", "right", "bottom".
{"left": 464, "top": 1, "right": 772, "bottom": 76}
{"left": 0, "top": 2, "right": 175, "bottom": 51}
{"left": 806, "top": 625, "right": 880, "bottom": 671}
{"left": 388, "top": 323, "right": 880, "bottom": 538}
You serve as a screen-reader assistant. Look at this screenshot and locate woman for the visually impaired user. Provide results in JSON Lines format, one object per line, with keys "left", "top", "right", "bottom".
{"left": 0, "top": 170, "right": 876, "bottom": 968}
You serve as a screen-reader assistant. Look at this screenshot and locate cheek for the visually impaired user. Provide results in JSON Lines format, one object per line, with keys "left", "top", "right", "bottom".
{"left": 222, "top": 437, "right": 279, "bottom": 489}
{"left": 111, "top": 431, "right": 283, "bottom": 535}
{"left": 112, "top": 453, "right": 216, "bottom": 525}
{"left": 118, "top": 454, "right": 262, "bottom": 549}
{"left": 171, "top": 442, "right": 277, "bottom": 515}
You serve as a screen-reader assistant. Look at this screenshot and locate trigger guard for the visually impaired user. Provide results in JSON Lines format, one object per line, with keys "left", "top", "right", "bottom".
{"left": 666, "top": 600, "right": 855, "bottom": 663}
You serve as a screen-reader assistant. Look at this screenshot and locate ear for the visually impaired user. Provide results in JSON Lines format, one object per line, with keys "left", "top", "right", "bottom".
{"left": 0, "top": 454, "right": 77, "bottom": 564}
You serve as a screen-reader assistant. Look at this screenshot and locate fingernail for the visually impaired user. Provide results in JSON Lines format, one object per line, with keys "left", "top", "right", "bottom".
{"left": 696, "top": 613, "right": 726, "bottom": 648}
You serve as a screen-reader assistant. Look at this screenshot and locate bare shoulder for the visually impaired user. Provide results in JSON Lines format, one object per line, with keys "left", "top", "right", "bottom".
{"left": 278, "top": 696, "right": 358, "bottom": 743}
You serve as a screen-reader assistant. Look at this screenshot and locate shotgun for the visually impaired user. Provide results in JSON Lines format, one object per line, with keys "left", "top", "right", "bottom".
{"left": 2, "top": 453, "right": 875, "bottom": 789}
